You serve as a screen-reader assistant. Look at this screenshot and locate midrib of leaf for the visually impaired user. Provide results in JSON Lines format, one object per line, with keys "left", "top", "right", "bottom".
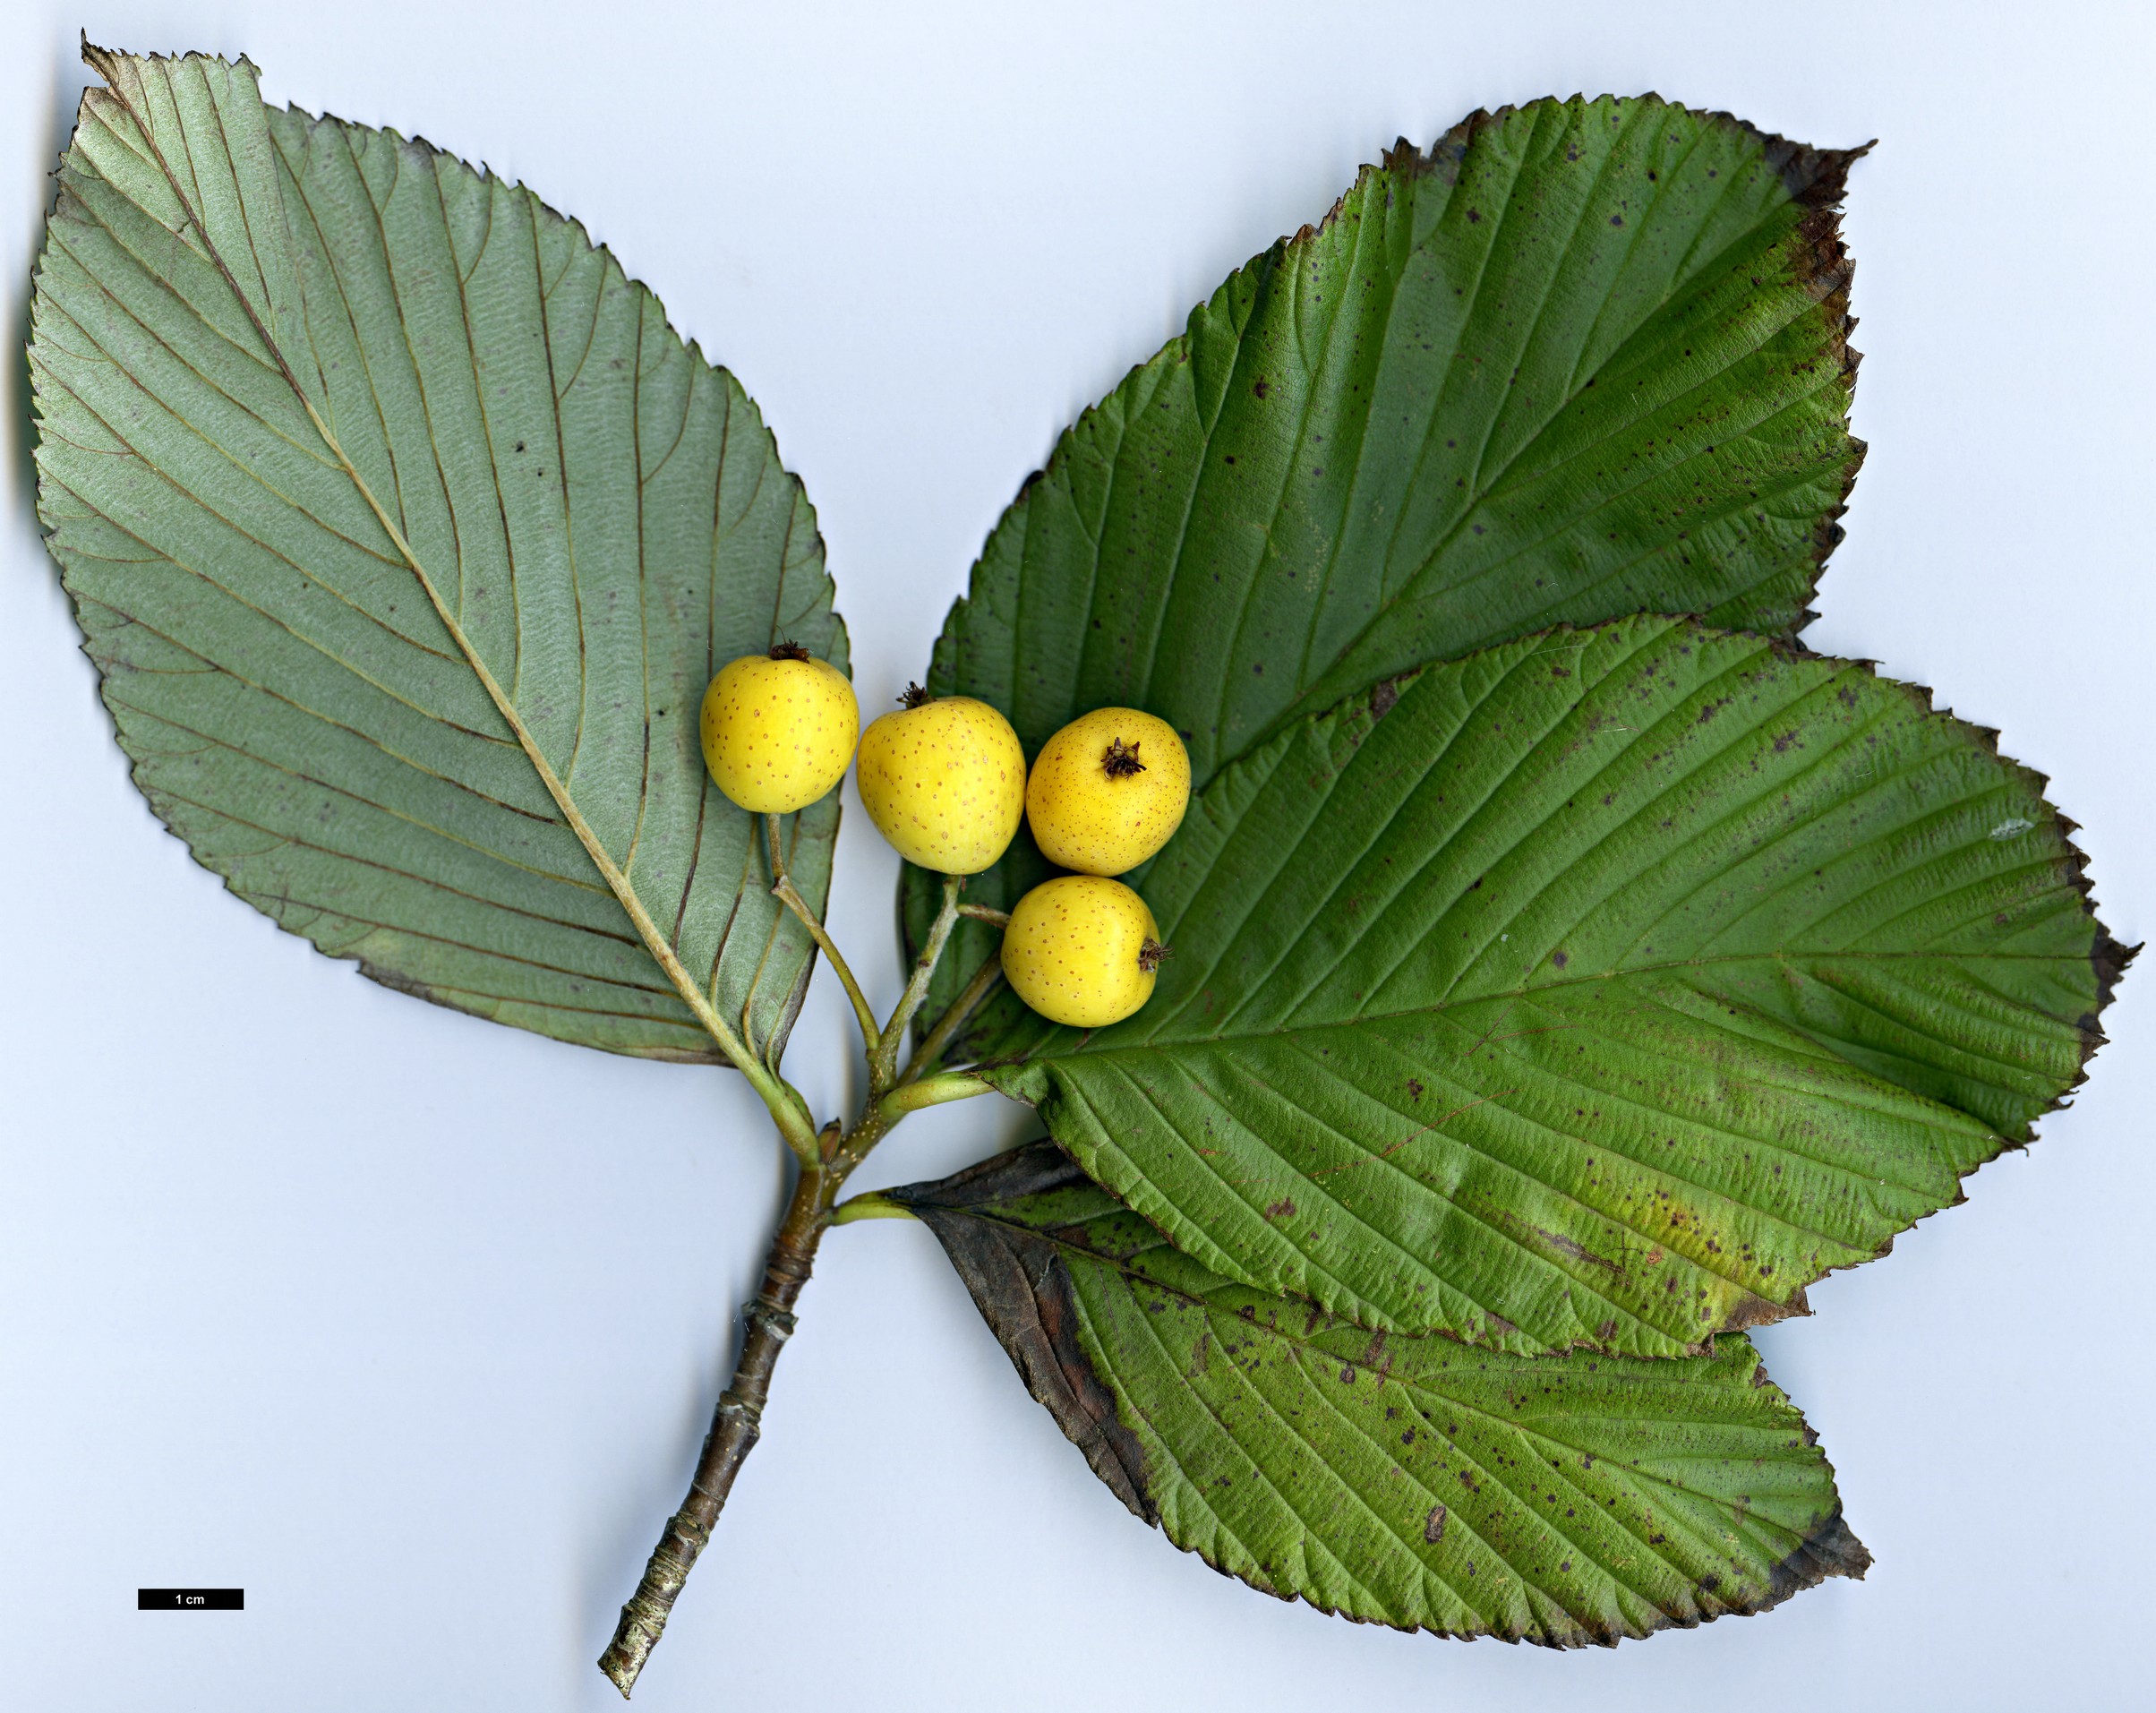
{"left": 1269, "top": 1006, "right": 1912, "bottom": 1243}
{"left": 1115, "top": 974, "right": 1969, "bottom": 1213}
{"left": 1280, "top": 1355, "right": 1607, "bottom": 1631}
{"left": 1111, "top": 1298, "right": 1406, "bottom": 1618}
{"left": 1130, "top": 631, "right": 2016, "bottom": 1053}
{"left": 1080, "top": 1053, "right": 1530, "bottom": 1325}
{"left": 90, "top": 52, "right": 758, "bottom": 1073}
{"left": 306, "top": 396, "right": 755, "bottom": 1063}
{"left": 1378, "top": 386, "right": 1842, "bottom": 674}
{"left": 1384, "top": 107, "right": 1581, "bottom": 572}
{"left": 1119, "top": 951, "right": 2069, "bottom": 1066}
{"left": 1207, "top": 171, "right": 1424, "bottom": 732}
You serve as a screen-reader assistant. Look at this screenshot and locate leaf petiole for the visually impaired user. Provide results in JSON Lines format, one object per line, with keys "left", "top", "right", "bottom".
{"left": 750, "top": 1068, "right": 823, "bottom": 1169}
{"left": 877, "top": 1070, "right": 994, "bottom": 1126}
{"left": 828, "top": 1191, "right": 918, "bottom": 1225}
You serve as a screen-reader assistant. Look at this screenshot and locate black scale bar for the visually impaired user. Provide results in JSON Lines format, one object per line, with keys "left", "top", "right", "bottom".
{"left": 139, "top": 1589, "right": 244, "bottom": 1610}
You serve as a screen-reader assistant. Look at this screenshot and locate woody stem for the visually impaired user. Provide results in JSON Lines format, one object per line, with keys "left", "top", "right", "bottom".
{"left": 598, "top": 1150, "right": 840, "bottom": 1696}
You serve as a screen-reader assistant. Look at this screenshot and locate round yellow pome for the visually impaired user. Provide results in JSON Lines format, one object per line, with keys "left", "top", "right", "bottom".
{"left": 856, "top": 694, "right": 1027, "bottom": 875}
{"left": 1002, "top": 875, "right": 1162, "bottom": 1029}
{"left": 1025, "top": 707, "right": 1191, "bottom": 876}
{"left": 699, "top": 650, "right": 860, "bottom": 815}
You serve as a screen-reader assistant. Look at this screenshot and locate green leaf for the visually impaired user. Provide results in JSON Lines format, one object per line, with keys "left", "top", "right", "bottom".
{"left": 908, "top": 95, "right": 1865, "bottom": 1036}
{"left": 31, "top": 47, "right": 841, "bottom": 1065}
{"left": 890, "top": 1139, "right": 1869, "bottom": 1643}
{"left": 971, "top": 617, "right": 2126, "bottom": 1355}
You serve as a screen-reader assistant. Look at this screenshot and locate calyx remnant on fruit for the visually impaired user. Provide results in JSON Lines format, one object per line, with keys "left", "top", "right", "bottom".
{"left": 1137, "top": 938, "right": 1168, "bottom": 973}
{"left": 900, "top": 682, "right": 932, "bottom": 709}
{"left": 769, "top": 640, "right": 812, "bottom": 663}
{"left": 1102, "top": 738, "right": 1146, "bottom": 778}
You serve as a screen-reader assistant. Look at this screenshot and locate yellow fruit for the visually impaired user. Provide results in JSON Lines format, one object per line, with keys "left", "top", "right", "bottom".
{"left": 856, "top": 688, "right": 1027, "bottom": 874}
{"left": 1002, "top": 875, "right": 1165, "bottom": 1029}
{"left": 1025, "top": 707, "right": 1190, "bottom": 876}
{"left": 699, "top": 645, "right": 860, "bottom": 814}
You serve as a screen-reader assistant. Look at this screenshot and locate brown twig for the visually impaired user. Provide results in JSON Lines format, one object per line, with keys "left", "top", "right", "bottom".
{"left": 599, "top": 1150, "right": 841, "bottom": 1696}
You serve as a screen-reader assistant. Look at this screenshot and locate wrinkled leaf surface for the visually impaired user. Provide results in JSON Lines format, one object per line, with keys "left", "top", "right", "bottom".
{"left": 893, "top": 1140, "right": 1869, "bottom": 1642}
{"left": 973, "top": 619, "right": 2122, "bottom": 1353}
{"left": 911, "top": 95, "right": 1866, "bottom": 1029}
{"left": 32, "top": 47, "right": 839, "bottom": 1063}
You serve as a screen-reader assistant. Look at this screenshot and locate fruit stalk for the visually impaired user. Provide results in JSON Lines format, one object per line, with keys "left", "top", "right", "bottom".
{"left": 901, "top": 946, "right": 1005, "bottom": 1084}
{"left": 870, "top": 874, "right": 962, "bottom": 1089}
{"left": 599, "top": 1151, "right": 842, "bottom": 1698}
{"left": 766, "top": 813, "right": 879, "bottom": 1049}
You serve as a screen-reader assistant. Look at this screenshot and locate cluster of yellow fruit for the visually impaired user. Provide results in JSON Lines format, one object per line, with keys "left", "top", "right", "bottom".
{"left": 698, "top": 646, "right": 1188, "bottom": 1028}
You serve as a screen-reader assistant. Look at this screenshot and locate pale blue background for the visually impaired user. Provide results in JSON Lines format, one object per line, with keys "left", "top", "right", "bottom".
{"left": 2, "top": 2, "right": 2150, "bottom": 1708}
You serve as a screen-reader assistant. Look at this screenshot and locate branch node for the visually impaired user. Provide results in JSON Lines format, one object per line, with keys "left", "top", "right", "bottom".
{"left": 740, "top": 1301, "right": 798, "bottom": 1343}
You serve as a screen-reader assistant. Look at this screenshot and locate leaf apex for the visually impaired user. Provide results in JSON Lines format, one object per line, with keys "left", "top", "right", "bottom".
{"left": 1767, "top": 1507, "right": 1873, "bottom": 1603}
{"left": 2093, "top": 931, "right": 2140, "bottom": 1015}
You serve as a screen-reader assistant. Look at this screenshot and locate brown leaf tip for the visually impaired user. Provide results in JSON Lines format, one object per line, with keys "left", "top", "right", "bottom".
{"left": 768, "top": 640, "right": 812, "bottom": 663}
{"left": 2092, "top": 929, "right": 2139, "bottom": 1015}
{"left": 1102, "top": 737, "right": 1147, "bottom": 778}
{"left": 899, "top": 681, "right": 931, "bottom": 709}
{"left": 1138, "top": 938, "right": 1168, "bottom": 974}
{"left": 1766, "top": 1507, "right": 1872, "bottom": 1604}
